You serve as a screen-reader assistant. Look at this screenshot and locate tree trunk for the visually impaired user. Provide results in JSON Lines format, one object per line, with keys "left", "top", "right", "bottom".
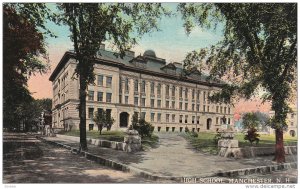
{"left": 274, "top": 128, "right": 285, "bottom": 163}
{"left": 79, "top": 77, "right": 88, "bottom": 151}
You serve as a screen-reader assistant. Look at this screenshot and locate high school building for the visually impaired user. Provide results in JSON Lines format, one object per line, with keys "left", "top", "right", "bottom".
{"left": 49, "top": 45, "right": 234, "bottom": 132}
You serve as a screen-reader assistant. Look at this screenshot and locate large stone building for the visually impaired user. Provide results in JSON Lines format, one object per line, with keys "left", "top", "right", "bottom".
{"left": 49, "top": 46, "right": 234, "bottom": 132}
{"left": 269, "top": 108, "right": 297, "bottom": 137}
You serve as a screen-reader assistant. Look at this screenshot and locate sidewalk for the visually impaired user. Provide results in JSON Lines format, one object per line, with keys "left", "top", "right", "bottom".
{"left": 39, "top": 133, "right": 297, "bottom": 181}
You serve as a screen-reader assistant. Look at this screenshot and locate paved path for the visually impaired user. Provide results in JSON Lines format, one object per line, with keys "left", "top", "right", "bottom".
{"left": 44, "top": 132, "right": 298, "bottom": 178}
{"left": 3, "top": 133, "right": 160, "bottom": 183}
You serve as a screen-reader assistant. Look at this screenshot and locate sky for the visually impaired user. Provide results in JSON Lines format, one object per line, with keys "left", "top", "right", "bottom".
{"left": 27, "top": 2, "right": 271, "bottom": 114}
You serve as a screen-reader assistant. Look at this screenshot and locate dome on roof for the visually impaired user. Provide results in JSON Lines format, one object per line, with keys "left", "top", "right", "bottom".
{"left": 143, "top": 49, "right": 156, "bottom": 58}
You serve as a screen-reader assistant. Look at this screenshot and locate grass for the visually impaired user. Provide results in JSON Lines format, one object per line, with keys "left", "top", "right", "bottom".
{"left": 60, "top": 130, "right": 125, "bottom": 142}
{"left": 59, "top": 130, "right": 159, "bottom": 149}
{"left": 183, "top": 132, "right": 297, "bottom": 155}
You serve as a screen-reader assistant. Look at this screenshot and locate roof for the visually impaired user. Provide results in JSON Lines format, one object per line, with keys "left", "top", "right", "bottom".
{"left": 49, "top": 49, "right": 226, "bottom": 87}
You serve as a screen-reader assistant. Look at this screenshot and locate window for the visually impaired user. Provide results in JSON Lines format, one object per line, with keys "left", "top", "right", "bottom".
{"left": 228, "top": 118, "right": 231, "bottom": 125}
{"left": 97, "top": 92, "right": 103, "bottom": 102}
{"left": 291, "top": 122, "right": 294, "bottom": 126}
{"left": 179, "top": 115, "right": 183, "bottom": 123}
{"left": 88, "top": 108, "right": 94, "bottom": 118}
{"left": 203, "top": 105, "right": 206, "bottom": 112}
{"left": 216, "top": 117, "right": 219, "bottom": 124}
{"left": 185, "top": 103, "right": 188, "bottom": 110}
{"left": 157, "top": 100, "right": 161, "bottom": 108}
{"left": 179, "top": 87, "right": 183, "bottom": 98}
{"left": 97, "top": 75, "right": 103, "bottom": 86}
{"left": 125, "top": 96, "right": 128, "bottom": 104}
{"left": 97, "top": 108, "right": 103, "bottom": 115}
{"left": 151, "top": 99, "right": 155, "bottom": 108}
{"left": 224, "top": 107, "right": 227, "bottom": 114}
{"left": 166, "top": 101, "right": 169, "bottom": 108}
{"left": 141, "top": 112, "right": 146, "bottom": 120}
{"left": 172, "top": 86, "right": 176, "bottom": 97}
{"left": 220, "top": 106, "right": 223, "bottom": 114}
{"left": 125, "top": 78, "right": 129, "bottom": 91}
{"left": 150, "top": 82, "right": 154, "bottom": 94}
{"left": 192, "top": 116, "right": 195, "bottom": 124}
{"left": 192, "top": 104, "right": 195, "bottom": 111}
{"left": 207, "top": 92, "right": 210, "bottom": 104}
{"left": 291, "top": 113, "right": 294, "bottom": 119}
{"left": 192, "top": 89, "right": 195, "bottom": 99}
{"left": 157, "top": 113, "right": 161, "bottom": 122}
{"left": 119, "top": 78, "right": 122, "bottom": 93}
{"left": 172, "top": 101, "right": 175, "bottom": 109}
{"left": 141, "top": 80, "right": 146, "bottom": 93}
{"left": 216, "top": 106, "right": 219, "bottom": 113}
{"left": 197, "top": 116, "right": 200, "bottom": 124}
{"left": 179, "top": 102, "right": 183, "bottom": 110}
{"left": 166, "top": 114, "right": 170, "bottom": 122}
{"left": 197, "top": 90, "right": 200, "bottom": 99}
{"left": 166, "top": 85, "right": 169, "bottom": 96}
{"left": 172, "top": 114, "right": 175, "bottom": 122}
{"left": 207, "top": 106, "right": 210, "bottom": 112}
{"left": 106, "top": 93, "right": 112, "bottom": 103}
{"left": 142, "top": 98, "right": 146, "bottom": 107}
{"left": 88, "top": 91, "right": 94, "bottom": 101}
{"left": 185, "top": 115, "right": 188, "bottom": 123}
{"left": 151, "top": 113, "right": 155, "bottom": 122}
{"left": 119, "top": 95, "right": 122, "bottom": 103}
{"left": 185, "top": 88, "right": 188, "bottom": 98}
{"left": 106, "top": 76, "right": 112, "bottom": 88}
{"left": 197, "top": 104, "right": 200, "bottom": 111}
{"left": 134, "top": 79, "right": 139, "bottom": 92}
{"left": 157, "top": 83, "right": 161, "bottom": 95}
{"left": 228, "top": 107, "right": 231, "bottom": 114}
{"left": 134, "top": 97, "right": 139, "bottom": 106}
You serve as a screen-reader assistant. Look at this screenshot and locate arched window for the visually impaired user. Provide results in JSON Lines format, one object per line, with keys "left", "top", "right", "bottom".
{"left": 141, "top": 80, "right": 146, "bottom": 93}
{"left": 150, "top": 82, "right": 155, "bottom": 94}
{"left": 134, "top": 79, "right": 139, "bottom": 92}
{"left": 157, "top": 83, "right": 161, "bottom": 95}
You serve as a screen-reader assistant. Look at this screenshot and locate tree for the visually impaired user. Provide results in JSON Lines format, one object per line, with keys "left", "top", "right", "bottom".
{"left": 242, "top": 113, "right": 260, "bottom": 145}
{"left": 58, "top": 3, "right": 169, "bottom": 150}
{"left": 178, "top": 3, "right": 296, "bottom": 163}
{"left": 93, "top": 111, "right": 106, "bottom": 135}
{"left": 3, "top": 4, "right": 54, "bottom": 131}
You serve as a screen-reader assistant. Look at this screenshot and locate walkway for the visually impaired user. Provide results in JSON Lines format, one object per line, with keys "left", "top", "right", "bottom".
{"left": 42, "top": 132, "right": 298, "bottom": 178}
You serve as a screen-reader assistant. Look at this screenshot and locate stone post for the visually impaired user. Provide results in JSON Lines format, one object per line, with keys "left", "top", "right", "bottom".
{"left": 123, "top": 129, "right": 141, "bottom": 152}
{"left": 218, "top": 128, "right": 241, "bottom": 158}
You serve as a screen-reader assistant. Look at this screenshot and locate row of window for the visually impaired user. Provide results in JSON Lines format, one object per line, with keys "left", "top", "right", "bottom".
{"left": 97, "top": 75, "right": 112, "bottom": 88}
{"left": 140, "top": 112, "right": 231, "bottom": 124}
{"left": 120, "top": 78, "right": 214, "bottom": 103}
{"left": 87, "top": 91, "right": 231, "bottom": 114}
{"left": 88, "top": 91, "right": 112, "bottom": 102}
{"left": 88, "top": 108, "right": 111, "bottom": 119}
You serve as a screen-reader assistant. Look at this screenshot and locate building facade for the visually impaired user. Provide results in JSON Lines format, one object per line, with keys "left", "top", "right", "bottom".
{"left": 49, "top": 46, "right": 234, "bottom": 132}
{"left": 269, "top": 108, "right": 297, "bottom": 137}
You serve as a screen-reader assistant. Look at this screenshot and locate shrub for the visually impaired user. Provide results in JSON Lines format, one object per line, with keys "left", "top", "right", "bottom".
{"left": 190, "top": 132, "right": 198, "bottom": 138}
{"left": 213, "top": 132, "right": 222, "bottom": 145}
{"left": 130, "top": 114, "right": 154, "bottom": 138}
{"left": 185, "top": 126, "right": 190, "bottom": 133}
{"left": 244, "top": 127, "right": 260, "bottom": 145}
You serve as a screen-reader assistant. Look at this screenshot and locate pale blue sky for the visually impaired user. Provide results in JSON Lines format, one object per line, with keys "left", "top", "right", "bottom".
{"left": 44, "top": 2, "right": 223, "bottom": 63}
{"left": 29, "top": 2, "right": 224, "bottom": 99}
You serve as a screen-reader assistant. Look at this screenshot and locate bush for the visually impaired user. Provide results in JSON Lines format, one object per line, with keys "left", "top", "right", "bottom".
{"left": 244, "top": 127, "right": 260, "bottom": 145}
{"left": 131, "top": 114, "right": 154, "bottom": 138}
{"left": 213, "top": 132, "right": 222, "bottom": 145}
{"left": 185, "top": 126, "right": 190, "bottom": 133}
{"left": 190, "top": 132, "right": 198, "bottom": 138}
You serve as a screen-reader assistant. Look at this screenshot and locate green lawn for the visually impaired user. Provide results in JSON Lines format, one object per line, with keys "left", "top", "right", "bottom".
{"left": 60, "top": 130, "right": 125, "bottom": 142}
{"left": 59, "top": 130, "right": 159, "bottom": 149}
{"left": 183, "top": 132, "right": 297, "bottom": 155}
